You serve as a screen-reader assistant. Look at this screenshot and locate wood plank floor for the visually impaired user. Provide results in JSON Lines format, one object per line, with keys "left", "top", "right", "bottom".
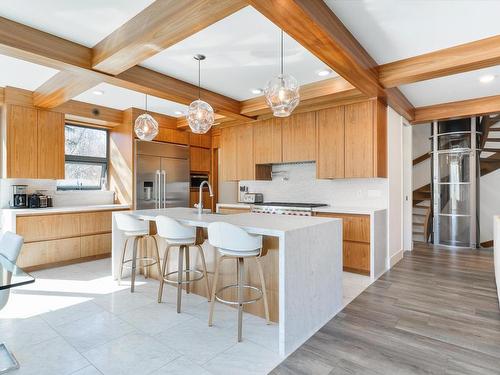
{"left": 271, "top": 243, "right": 500, "bottom": 375}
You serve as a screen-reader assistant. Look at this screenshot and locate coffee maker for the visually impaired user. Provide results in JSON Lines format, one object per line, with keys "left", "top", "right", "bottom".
{"left": 10, "top": 185, "right": 28, "bottom": 208}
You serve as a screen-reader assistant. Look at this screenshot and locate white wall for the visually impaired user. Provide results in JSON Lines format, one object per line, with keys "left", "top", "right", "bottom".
{"left": 412, "top": 123, "right": 431, "bottom": 190}
{"left": 480, "top": 168, "right": 500, "bottom": 243}
{"left": 240, "top": 162, "right": 387, "bottom": 208}
{"left": 387, "top": 107, "right": 404, "bottom": 266}
{"left": 0, "top": 178, "right": 114, "bottom": 208}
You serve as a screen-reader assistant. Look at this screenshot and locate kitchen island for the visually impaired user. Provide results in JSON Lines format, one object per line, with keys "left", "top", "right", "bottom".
{"left": 112, "top": 207, "right": 342, "bottom": 356}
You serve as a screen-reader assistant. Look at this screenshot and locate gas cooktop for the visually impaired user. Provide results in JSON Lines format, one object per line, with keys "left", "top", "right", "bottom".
{"left": 253, "top": 202, "right": 328, "bottom": 208}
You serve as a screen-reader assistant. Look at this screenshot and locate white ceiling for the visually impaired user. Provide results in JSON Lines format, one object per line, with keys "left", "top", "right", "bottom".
{"left": 0, "top": 0, "right": 155, "bottom": 47}
{"left": 325, "top": 0, "right": 500, "bottom": 64}
{"left": 74, "top": 83, "right": 189, "bottom": 117}
{"left": 400, "top": 65, "right": 500, "bottom": 107}
{"left": 140, "top": 6, "right": 337, "bottom": 101}
{"left": 0, "top": 54, "right": 58, "bottom": 90}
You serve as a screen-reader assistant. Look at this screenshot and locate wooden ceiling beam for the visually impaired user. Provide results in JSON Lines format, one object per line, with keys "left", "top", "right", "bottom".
{"left": 379, "top": 35, "right": 500, "bottom": 88}
{"left": 412, "top": 94, "right": 500, "bottom": 124}
{"left": 245, "top": 0, "right": 414, "bottom": 121}
{"left": 0, "top": 16, "right": 251, "bottom": 121}
{"left": 92, "top": 0, "right": 246, "bottom": 74}
{"left": 246, "top": 0, "right": 379, "bottom": 98}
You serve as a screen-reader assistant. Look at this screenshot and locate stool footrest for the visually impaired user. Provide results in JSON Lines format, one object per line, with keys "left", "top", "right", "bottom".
{"left": 122, "top": 257, "right": 158, "bottom": 268}
{"left": 215, "top": 284, "right": 263, "bottom": 305}
{"left": 162, "top": 269, "right": 204, "bottom": 285}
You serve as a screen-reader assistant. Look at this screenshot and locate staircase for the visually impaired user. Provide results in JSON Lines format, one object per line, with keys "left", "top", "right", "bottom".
{"left": 413, "top": 184, "right": 432, "bottom": 243}
{"left": 480, "top": 116, "right": 500, "bottom": 177}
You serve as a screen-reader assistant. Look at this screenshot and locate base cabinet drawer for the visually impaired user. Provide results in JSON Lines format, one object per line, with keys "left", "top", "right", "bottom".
{"left": 81, "top": 233, "right": 111, "bottom": 257}
{"left": 343, "top": 241, "right": 370, "bottom": 275}
{"left": 80, "top": 211, "right": 113, "bottom": 235}
{"left": 16, "top": 213, "right": 81, "bottom": 242}
{"left": 217, "top": 207, "right": 251, "bottom": 214}
{"left": 315, "top": 213, "right": 370, "bottom": 243}
{"left": 17, "top": 237, "right": 81, "bottom": 268}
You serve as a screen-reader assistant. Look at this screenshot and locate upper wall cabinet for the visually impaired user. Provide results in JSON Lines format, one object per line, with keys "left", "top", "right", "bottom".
{"left": 344, "top": 100, "right": 387, "bottom": 178}
{"left": 317, "top": 106, "right": 345, "bottom": 179}
{"left": 155, "top": 127, "right": 188, "bottom": 145}
{"left": 4, "top": 105, "right": 65, "bottom": 179}
{"left": 220, "top": 124, "right": 255, "bottom": 181}
{"left": 253, "top": 118, "right": 282, "bottom": 164}
{"left": 190, "top": 146, "right": 211, "bottom": 172}
{"left": 189, "top": 132, "right": 211, "bottom": 148}
{"left": 282, "top": 112, "right": 316, "bottom": 163}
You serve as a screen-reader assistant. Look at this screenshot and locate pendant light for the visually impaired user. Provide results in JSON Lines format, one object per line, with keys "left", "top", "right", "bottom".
{"left": 264, "top": 29, "right": 300, "bottom": 117}
{"left": 134, "top": 94, "right": 158, "bottom": 141}
{"left": 187, "top": 54, "right": 214, "bottom": 134}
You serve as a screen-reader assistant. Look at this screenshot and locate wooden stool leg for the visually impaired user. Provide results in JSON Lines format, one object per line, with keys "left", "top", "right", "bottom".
{"left": 256, "top": 257, "right": 270, "bottom": 324}
{"left": 197, "top": 245, "right": 211, "bottom": 301}
{"left": 118, "top": 238, "right": 129, "bottom": 286}
{"left": 237, "top": 257, "right": 244, "bottom": 342}
{"left": 177, "top": 245, "right": 185, "bottom": 313}
{"left": 208, "top": 255, "right": 222, "bottom": 326}
{"left": 185, "top": 246, "right": 190, "bottom": 294}
{"left": 158, "top": 244, "right": 171, "bottom": 303}
{"left": 152, "top": 236, "right": 162, "bottom": 278}
{"left": 142, "top": 237, "right": 149, "bottom": 279}
{"left": 131, "top": 237, "right": 139, "bottom": 293}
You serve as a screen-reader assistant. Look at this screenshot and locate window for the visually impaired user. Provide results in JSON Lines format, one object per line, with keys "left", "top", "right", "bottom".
{"left": 57, "top": 125, "right": 108, "bottom": 190}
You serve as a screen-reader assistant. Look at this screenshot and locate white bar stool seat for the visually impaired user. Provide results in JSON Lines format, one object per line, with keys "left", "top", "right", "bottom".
{"left": 207, "top": 222, "right": 270, "bottom": 342}
{"left": 156, "top": 215, "right": 210, "bottom": 313}
{"left": 115, "top": 212, "right": 161, "bottom": 292}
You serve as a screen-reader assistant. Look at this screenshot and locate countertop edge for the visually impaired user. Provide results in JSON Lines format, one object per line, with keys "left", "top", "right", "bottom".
{"left": 1, "top": 204, "right": 131, "bottom": 216}
{"left": 216, "top": 203, "right": 386, "bottom": 215}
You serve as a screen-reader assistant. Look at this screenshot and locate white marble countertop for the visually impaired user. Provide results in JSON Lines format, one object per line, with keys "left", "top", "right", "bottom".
{"left": 216, "top": 202, "right": 385, "bottom": 215}
{"left": 128, "top": 207, "right": 338, "bottom": 237}
{"left": 2, "top": 204, "right": 130, "bottom": 216}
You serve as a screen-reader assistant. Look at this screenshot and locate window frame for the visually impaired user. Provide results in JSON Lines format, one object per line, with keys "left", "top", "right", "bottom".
{"left": 57, "top": 124, "right": 109, "bottom": 191}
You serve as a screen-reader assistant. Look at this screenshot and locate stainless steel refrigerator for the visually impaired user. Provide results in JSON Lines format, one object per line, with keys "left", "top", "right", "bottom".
{"left": 135, "top": 140, "right": 190, "bottom": 209}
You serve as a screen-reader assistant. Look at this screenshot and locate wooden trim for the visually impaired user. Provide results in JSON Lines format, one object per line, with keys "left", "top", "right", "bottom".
{"left": 413, "top": 153, "right": 430, "bottom": 166}
{"left": 24, "top": 253, "right": 110, "bottom": 272}
{"left": 413, "top": 94, "right": 500, "bottom": 124}
{"left": 92, "top": 0, "right": 246, "bottom": 74}
{"left": 379, "top": 35, "right": 500, "bottom": 88}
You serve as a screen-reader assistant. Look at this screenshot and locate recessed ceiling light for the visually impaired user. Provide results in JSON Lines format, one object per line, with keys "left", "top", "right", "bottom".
{"left": 317, "top": 69, "right": 333, "bottom": 77}
{"left": 479, "top": 74, "right": 495, "bottom": 83}
{"left": 250, "top": 88, "right": 263, "bottom": 95}
{"left": 174, "top": 111, "right": 184, "bottom": 116}
{"left": 92, "top": 90, "right": 104, "bottom": 96}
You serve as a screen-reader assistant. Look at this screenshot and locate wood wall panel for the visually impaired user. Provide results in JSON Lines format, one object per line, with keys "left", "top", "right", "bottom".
{"left": 316, "top": 106, "right": 345, "bottom": 179}
{"left": 37, "top": 110, "right": 65, "bottom": 179}
{"left": 345, "top": 101, "right": 374, "bottom": 178}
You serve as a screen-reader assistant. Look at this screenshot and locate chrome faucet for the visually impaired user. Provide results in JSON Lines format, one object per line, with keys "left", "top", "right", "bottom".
{"left": 195, "top": 180, "right": 214, "bottom": 215}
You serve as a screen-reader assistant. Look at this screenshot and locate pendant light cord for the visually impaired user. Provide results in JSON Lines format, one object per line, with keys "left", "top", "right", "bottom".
{"left": 198, "top": 58, "right": 201, "bottom": 100}
{"left": 280, "top": 29, "right": 284, "bottom": 76}
{"left": 145, "top": 94, "right": 148, "bottom": 114}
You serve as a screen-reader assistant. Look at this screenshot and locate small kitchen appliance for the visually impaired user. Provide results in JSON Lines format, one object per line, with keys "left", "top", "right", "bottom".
{"left": 10, "top": 185, "right": 28, "bottom": 208}
{"left": 242, "top": 193, "right": 264, "bottom": 204}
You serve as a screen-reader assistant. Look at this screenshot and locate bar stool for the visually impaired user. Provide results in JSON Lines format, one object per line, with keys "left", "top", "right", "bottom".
{"left": 116, "top": 212, "right": 161, "bottom": 292}
{"left": 156, "top": 215, "right": 210, "bottom": 313}
{"left": 207, "top": 222, "right": 270, "bottom": 342}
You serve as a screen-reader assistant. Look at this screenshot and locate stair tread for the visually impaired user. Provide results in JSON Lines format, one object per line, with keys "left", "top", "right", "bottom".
{"left": 413, "top": 223, "right": 425, "bottom": 226}
{"left": 486, "top": 138, "right": 500, "bottom": 142}
{"left": 413, "top": 213, "right": 426, "bottom": 216}
{"left": 413, "top": 231, "right": 424, "bottom": 235}
{"left": 482, "top": 148, "right": 500, "bottom": 152}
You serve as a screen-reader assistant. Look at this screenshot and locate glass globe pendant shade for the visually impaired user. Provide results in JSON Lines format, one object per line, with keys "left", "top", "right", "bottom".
{"left": 134, "top": 113, "right": 159, "bottom": 141}
{"left": 264, "top": 74, "right": 300, "bottom": 117}
{"left": 187, "top": 99, "right": 214, "bottom": 134}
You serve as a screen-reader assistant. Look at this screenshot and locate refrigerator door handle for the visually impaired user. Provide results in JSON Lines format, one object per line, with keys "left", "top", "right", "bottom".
{"left": 162, "top": 170, "right": 167, "bottom": 209}
{"left": 156, "top": 170, "right": 161, "bottom": 209}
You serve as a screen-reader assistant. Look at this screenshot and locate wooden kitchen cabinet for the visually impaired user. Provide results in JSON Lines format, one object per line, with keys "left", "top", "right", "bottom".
{"left": 316, "top": 106, "right": 345, "bottom": 179}
{"left": 220, "top": 124, "right": 254, "bottom": 181}
{"left": 6, "top": 105, "right": 38, "bottom": 179}
{"left": 253, "top": 118, "right": 282, "bottom": 164}
{"left": 4, "top": 104, "right": 65, "bottom": 179}
{"left": 156, "top": 127, "right": 189, "bottom": 145}
{"left": 189, "top": 132, "right": 211, "bottom": 148}
{"left": 282, "top": 112, "right": 316, "bottom": 163}
{"left": 345, "top": 101, "right": 374, "bottom": 178}
{"left": 17, "top": 237, "right": 81, "bottom": 268}
{"left": 80, "top": 211, "right": 113, "bottom": 235}
{"left": 190, "top": 146, "right": 211, "bottom": 172}
{"left": 190, "top": 190, "right": 213, "bottom": 211}
{"left": 81, "top": 233, "right": 112, "bottom": 257}
{"left": 37, "top": 110, "right": 65, "bottom": 179}
{"left": 315, "top": 212, "right": 371, "bottom": 275}
{"left": 17, "top": 213, "right": 81, "bottom": 243}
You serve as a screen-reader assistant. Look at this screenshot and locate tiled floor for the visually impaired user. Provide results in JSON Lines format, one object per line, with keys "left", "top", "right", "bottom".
{"left": 0, "top": 258, "right": 372, "bottom": 375}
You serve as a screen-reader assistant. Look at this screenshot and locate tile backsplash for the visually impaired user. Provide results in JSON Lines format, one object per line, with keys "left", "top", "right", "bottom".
{"left": 239, "top": 162, "right": 387, "bottom": 208}
{"left": 0, "top": 179, "right": 114, "bottom": 208}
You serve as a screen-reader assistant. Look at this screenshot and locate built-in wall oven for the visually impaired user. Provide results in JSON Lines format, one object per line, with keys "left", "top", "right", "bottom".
{"left": 190, "top": 174, "right": 210, "bottom": 188}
